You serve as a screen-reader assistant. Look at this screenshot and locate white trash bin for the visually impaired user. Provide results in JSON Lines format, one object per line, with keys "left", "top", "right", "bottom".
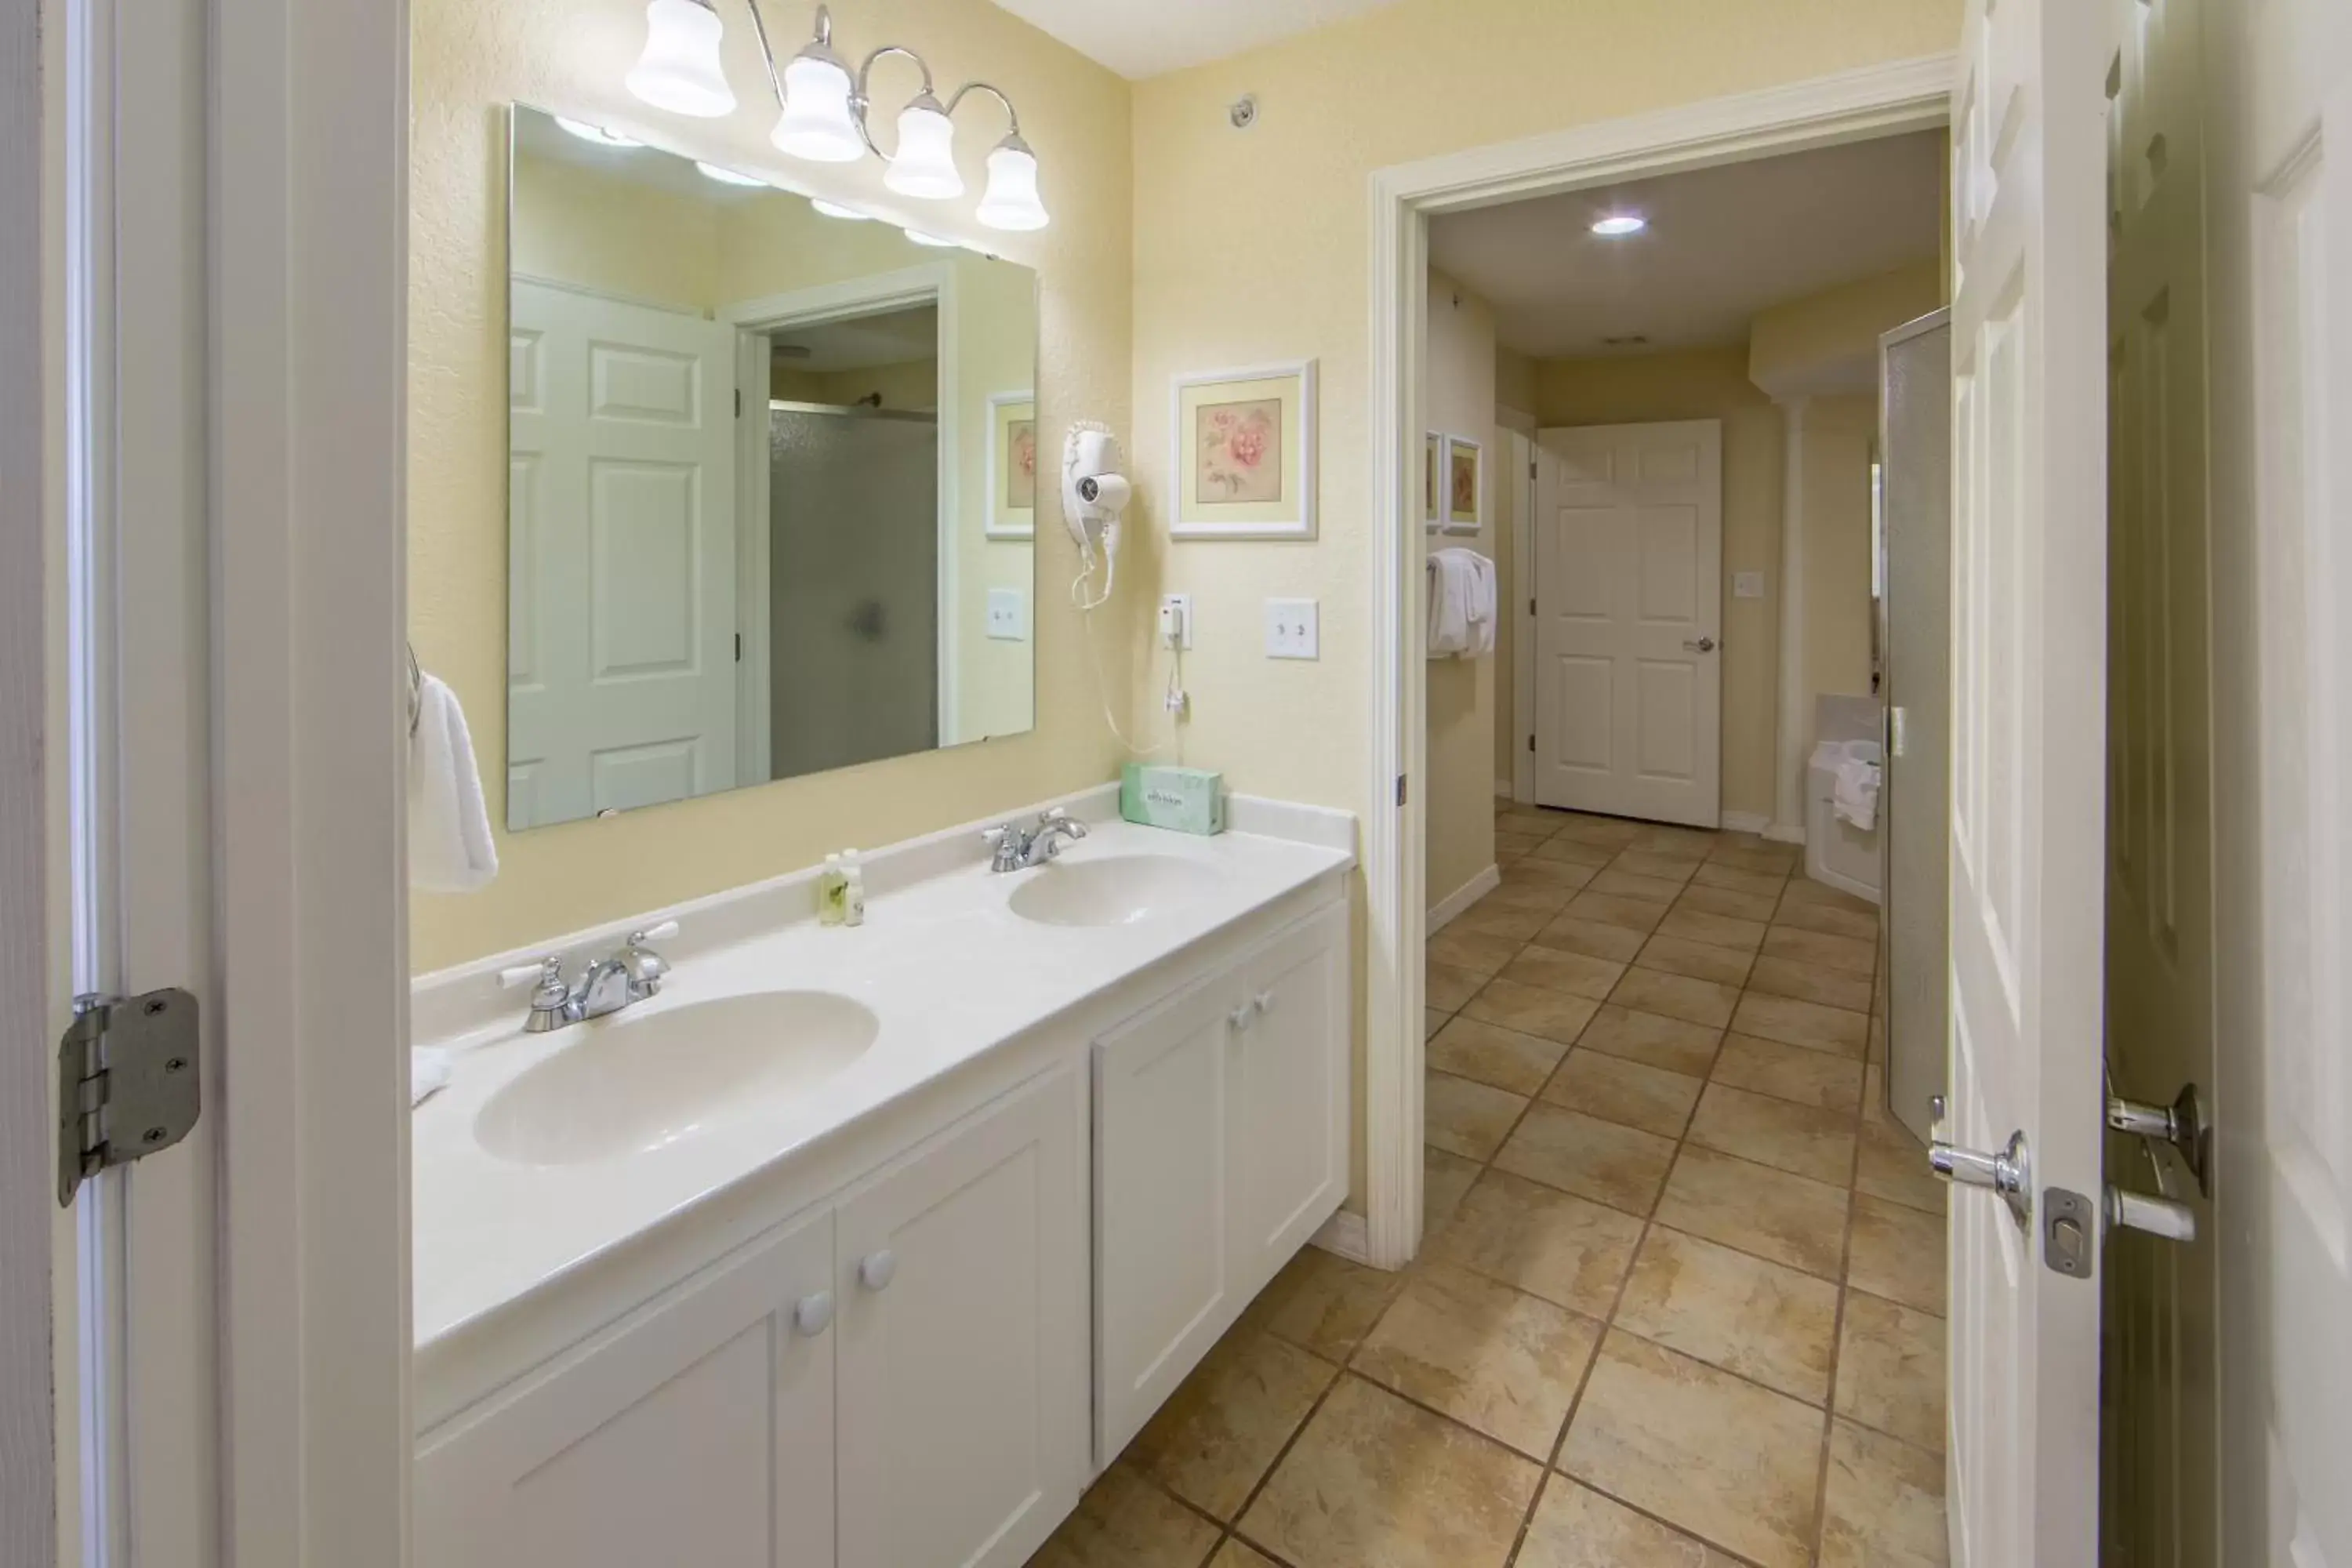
{"left": 1806, "top": 739, "right": 1883, "bottom": 906}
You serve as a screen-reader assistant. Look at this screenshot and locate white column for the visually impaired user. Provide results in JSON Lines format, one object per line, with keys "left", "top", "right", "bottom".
{"left": 1773, "top": 396, "right": 1809, "bottom": 841}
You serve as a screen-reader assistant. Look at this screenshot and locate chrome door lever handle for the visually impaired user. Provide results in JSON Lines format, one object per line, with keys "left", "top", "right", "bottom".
{"left": 1682, "top": 635, "right": 1718, "bottom": 653}
{"left": 1930, "top": 1127, "right": 2034, "bottom": 1229}
{"left": 2106, "top": 1186, "right": 2197, "bottom": 1243}
{"left": 2106, "top": 1082, "right": 2210, "bottom": 1196}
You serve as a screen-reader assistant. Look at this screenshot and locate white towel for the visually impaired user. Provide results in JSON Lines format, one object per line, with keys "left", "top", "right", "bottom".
{"left": 1427, "top": 549, "right": 1475, "bottom": 657}
{"left": 1832, "top": 751, "right": 1881, "bottom": 831}
{"left": 1465, "top": 553, "right": 1497, "bottom": 658}
{"left": 411, "top": 1046, "right": 453, "bottom": 1109}
{"left": 408, "top": 671, "right": 499, "bottom": 892}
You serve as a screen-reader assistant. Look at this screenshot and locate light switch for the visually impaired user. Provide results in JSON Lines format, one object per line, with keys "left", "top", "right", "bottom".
{"left": 985, "top": 586, "right": 1028, "bottom": 641}
{"left": 1733, "top": 572, "right": 1766, "bottom": 600}
{"left": 1265, "top": 597, "right": 1319, "bottom": 660}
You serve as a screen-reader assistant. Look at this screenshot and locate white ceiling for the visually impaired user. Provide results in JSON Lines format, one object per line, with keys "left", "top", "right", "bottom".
{"left": 1428, "top": 131, "right": 1946, "bottom": 361}
{"left": 769, "top": 306, "right": 939, "bottom": 373}
{"left": 987, "top": 0, "right": 1406, "bottom": 79}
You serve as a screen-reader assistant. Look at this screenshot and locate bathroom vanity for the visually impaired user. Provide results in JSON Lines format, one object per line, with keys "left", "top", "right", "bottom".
{"left": 408, "top": 789, "right": 1355, "bottom": 1568}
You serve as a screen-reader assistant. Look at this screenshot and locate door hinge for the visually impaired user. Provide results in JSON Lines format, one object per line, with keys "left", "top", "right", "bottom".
{"left": 1527, "top": 734, "right": 1535, "bottom": 753}
{"left": 56, "top": 988, "right": 201, "bottom": 1207}
{"left": 735, "top": 633, "right": 742, "bottom": 662}
{"left": 1396, "top": 774, "right": 1407, "bottom": 807}
{"left": 735, "top": 387, "right": 742, "bottom": 419}
{"left": 1529, "top": 460, "right": 1537, "bottom": 479}
{"left": 1528, "top": 597, "right": 1536, "bottom": 616}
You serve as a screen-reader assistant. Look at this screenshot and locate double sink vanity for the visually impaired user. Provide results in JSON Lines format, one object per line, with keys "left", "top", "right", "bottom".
{"left": 410, "top": 786, "right": 1356, "bottom": 1568}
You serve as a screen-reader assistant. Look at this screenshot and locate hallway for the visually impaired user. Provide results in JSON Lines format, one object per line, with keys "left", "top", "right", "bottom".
{"left": 1033, "top": 804, "right": 1948, "bottom": 1568}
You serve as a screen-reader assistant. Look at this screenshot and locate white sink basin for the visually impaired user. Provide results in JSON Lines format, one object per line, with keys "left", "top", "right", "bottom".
{"left": 1006, "top": 855, "right": 1225, "bottom": 928}
{"left": 474, "top": 991, "right": 879, "bottom": 1167}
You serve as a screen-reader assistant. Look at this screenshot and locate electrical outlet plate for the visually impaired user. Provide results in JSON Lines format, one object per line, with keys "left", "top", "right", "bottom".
{"left": 1265, "top": 597, "right": 1319, "bottom": 660}
{"left": 1158, "top": 593, "right": 1194, "bottom": 649}
{"left": 985, "top": 586, "right": 1029, "bottom": 641}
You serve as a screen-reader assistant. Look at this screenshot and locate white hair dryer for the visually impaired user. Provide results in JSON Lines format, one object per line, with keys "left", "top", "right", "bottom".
{"left": 1065, "top": 423, "right": 1131, "bottom": 610}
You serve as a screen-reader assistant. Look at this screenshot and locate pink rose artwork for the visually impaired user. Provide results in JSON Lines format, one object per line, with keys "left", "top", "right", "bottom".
{"left": 1450, "top": 445, "right": 1479, "bottom": 522}
{"left": 1007, "top": 419, "right": 1036, "bottom": 509}
{"left": 1196, "top": 397, "right": 1283, "bottom": 504}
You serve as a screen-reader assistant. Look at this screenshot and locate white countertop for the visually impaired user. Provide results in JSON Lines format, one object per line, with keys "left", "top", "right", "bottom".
{"left": 410, "top": 795, "right": 1353, "bottom": 1352}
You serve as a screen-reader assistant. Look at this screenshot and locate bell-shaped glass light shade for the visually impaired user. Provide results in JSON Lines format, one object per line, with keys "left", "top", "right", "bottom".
{"left": 625, "top": 0, "right": 735, "bottom": 118}
{"left": 976, "top": 140, "right": 1049, "bottom": 231}
{"left": 883, "top": 98, "right": 963, "bottom": 200}
{"left": 772, "top": 51, "right": 863, "bottom": 162}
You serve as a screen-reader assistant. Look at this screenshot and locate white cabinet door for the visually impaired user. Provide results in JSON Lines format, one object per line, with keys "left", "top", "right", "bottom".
{"left": 1230, "top": 904, "right": 1350, "bottom": 1287}
{"left": 835, "top": 1065, "right": 1086, "bottom": 1568}
{"left": 1094, "top": 973, "right": 1242, "bottom": 1463}
{"left": 413, "top": 1207, "right": 837, "bottom": 1568}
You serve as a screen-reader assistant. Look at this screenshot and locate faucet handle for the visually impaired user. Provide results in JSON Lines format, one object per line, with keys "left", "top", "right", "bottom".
{"left": 499, "top": 954, "right": 566, "bottom": 992}
{"left": 629, "top": 920, "right": 680, "bottom": 945}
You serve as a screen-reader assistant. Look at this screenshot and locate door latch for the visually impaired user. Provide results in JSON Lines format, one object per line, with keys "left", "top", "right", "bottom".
{"left": 56, "top": 988, "right": 201, "bottom": 1207}
{"left": 2107, "top": 1081, "right": 2210, "bottom": 1196}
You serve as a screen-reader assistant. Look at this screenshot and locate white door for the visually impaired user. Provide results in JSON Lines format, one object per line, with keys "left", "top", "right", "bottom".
{"left": 2207, "top": 1, "right": 2352, "bottom": 1563}
{"left": 1942, "top": 3, "right": 2112, "bottom": 1564}
{"left": 835, "top": 1068, "right": 1085, "bottom": 1568}
{"left": 1230, "top": 906, "right": 1349, "bottom": 1283}
{"left": 509, "top": 279, "right": 739, "bottom": 829}
{"left": 1532, "top": 420, "right": 1723, "bottom": 826}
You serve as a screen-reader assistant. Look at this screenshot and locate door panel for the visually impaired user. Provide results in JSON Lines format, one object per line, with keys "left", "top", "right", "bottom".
{"left": 1232, "top": 906, "right": 1350, "bottom": 1282}
{"left": 2100, "top": 0, "right": 2220, "bottom": 1562}
{"left": 508, "top": 280, "right": 738, "bottom": 829}
{"left": 1944, "top": 3, "right": 2112, "bottom": 1563}
{"left": 1534, "top": 421, "right": 1723, "bottom": 826}
{"left": 835, "top": 1067, "right": 1084, "bottom": 1568}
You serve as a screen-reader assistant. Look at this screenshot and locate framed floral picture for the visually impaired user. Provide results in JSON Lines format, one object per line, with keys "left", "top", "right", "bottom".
{"left": 1424, "top": 432, "right": 1443, "bottom": 530}
{"left": 986, "top": 390, "right": 1037, "bottom": 539}
{"left": 1444, "top": 433, "right": 1483, "bottom": 534}
{"left": 1170, "top": 359, "right": 1318, "bottom": 539}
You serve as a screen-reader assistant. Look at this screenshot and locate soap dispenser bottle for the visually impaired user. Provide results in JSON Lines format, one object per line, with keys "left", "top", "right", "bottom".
{"left": 817, "top": 853, "right": 850, "bottom": 926}
{"left": 841, "top": 850, "right": 866, "bottom": 927}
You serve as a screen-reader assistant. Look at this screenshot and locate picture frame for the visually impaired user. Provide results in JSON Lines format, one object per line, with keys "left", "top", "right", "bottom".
{"left": 1169, "top": 359, "right": 1318, "bottom": 539}
{"left": 1424, "top": 431, "right": 1443, "bottom": 531}
{"left": 985, "top": 390, "right": 1037, "bottom": 539}
{"left": 1443, "top": 433, "right": 1484, "bottom": 535}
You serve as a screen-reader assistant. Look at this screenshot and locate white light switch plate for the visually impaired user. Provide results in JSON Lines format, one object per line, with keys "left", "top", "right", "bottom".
{"left": 1265, "top": 597, "right": 1319, "bottom": 659}
{"left": 1733, "top": 572, "right": 1766, "bottom": 600}
{"left": 985, "top": 587, "right": 1029, "bottom": 641}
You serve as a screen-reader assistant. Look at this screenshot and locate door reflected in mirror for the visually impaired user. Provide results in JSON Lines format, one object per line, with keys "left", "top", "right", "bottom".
{"left": 504, "top": 104, "right": 1038, "bottom": 831}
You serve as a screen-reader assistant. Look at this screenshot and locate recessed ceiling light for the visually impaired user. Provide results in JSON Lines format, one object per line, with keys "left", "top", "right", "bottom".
{"left": 905, "top": 229, "right": 959, "bottom": 247}
{"left": 555, "top": 116, "right": 642, "bottom": 148}
{"left": 694, "top": 161, "right": 768, "bottom": 187}
{"left": 1590, "top": 213, "right": 1647, "bottom": 237}
{"left": 811, "top": 198, "right": 872, "bottom": 220}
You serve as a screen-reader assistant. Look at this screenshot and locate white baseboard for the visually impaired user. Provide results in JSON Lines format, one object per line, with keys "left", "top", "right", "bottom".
{"left": 1428, "top": 864, "right": 1501, "bottom": 932}
{"left": 1722, "top": 811, "right": 1770, "bottom": 835}
{"left": 1494, "top": 778, "right": 1513, "bottom": 798}
{"left": 1310, "top": 1207, "right": 1371, "bottom": 1265}
{"left": 1763, "top": 822, "right": 1808, "bottom": 845}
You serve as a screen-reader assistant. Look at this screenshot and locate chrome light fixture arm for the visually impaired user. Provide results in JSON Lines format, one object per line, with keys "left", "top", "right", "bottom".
{"left": 849, "top": 45, "right": 943, "bottom": 162}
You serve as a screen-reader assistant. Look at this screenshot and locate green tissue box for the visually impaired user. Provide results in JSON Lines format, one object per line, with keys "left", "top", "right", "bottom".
{"left": 1120, "top": 764, "right": 1225, "bottom": 836}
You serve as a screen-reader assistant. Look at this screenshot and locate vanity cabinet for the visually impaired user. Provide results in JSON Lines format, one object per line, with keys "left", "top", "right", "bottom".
{"left": 416, "top": 1064, "right": 1086, "bottom": 1568}
{"left": 1092, "top": 902, "right": 1348, "bottom": 1462}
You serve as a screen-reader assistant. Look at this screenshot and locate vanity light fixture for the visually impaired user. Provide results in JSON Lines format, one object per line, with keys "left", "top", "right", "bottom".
{"left": 810, "top": 198, "right": 873, "bottom": 220}
{"left": 694, "top": 159, "right": 769, "bottom": 186}
{"left": 1590, "top": 213, "right": 1648, "bottom": 236}
{"left": 904, "top": 230, "right": 960, "bottom": 248}
{"left": 625, "top": 0, "right": 738, "bottom": 118}
{"left": 555, "top": 116, "right": 644, "bottom": 147}
{"left": 757, "top": 4, "right": 1050, "bottom": 230}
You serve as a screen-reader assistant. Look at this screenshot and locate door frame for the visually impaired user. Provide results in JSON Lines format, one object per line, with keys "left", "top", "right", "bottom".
{"left": 722, "top": 263, "right": 961, "bottom": 765}
{"left": 1361, "top": 55, "right": 1955, "bottom": 1267}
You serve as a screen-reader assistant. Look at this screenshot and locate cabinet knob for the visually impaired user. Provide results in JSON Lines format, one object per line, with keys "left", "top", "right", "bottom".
{"left": 793, "top": 1290, "right": 834, "bottom": 1336}
{"left": 858, "top": 1249, "right": 897, "bottom": 1291}
{"left": 1253, "top": 990, "right": 1276, "bottom": 1017}
{"left": 1227, "top": 1005, "right": 1254, "bottom": 1033}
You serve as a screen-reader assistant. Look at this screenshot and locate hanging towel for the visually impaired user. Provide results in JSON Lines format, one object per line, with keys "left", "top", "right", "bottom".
{"left": 411, "top": 1046, "right": 453, "bottom": 1109}
{"left": 1831, "top": 746, "right": 1882, "bottom": 832}
{"left": 1465, "top": 552, "right": 1498, "bottom": 659}
{"left": 409, "top": 670, "right": 499, "bottom": 892}
{"left": 1427, "top": 548, "right": 1475, "bottom": 657}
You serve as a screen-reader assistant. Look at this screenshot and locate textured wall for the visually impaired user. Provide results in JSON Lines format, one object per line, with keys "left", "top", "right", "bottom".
{"left": 1425, "top": 270, "right": 1498, "bottom": 911}
{"left": 408, "top": 0, "right": 1135, "bottom": 971}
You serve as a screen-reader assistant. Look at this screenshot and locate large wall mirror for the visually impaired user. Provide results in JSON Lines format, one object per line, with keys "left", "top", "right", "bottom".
{"left": 505, "top": 104, "right": 1039, "bottom": 831}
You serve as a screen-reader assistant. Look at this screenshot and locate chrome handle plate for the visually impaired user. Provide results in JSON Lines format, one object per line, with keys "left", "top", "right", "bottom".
{"left": 1930, "top": 1127, "right": 2033, "bottom": 1229}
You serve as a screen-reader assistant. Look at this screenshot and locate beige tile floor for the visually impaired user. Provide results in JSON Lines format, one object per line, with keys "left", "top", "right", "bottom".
{"left": 1029, "top": 805, "right": 1951, "bottom": 1568}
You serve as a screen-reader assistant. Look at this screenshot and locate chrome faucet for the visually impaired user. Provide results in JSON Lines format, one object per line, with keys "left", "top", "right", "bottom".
{"left": 518, "top": 923, "right": 675, "bottom": 1033}
{"left": 984, "top": 808, "right": 1090, "bottom": 873}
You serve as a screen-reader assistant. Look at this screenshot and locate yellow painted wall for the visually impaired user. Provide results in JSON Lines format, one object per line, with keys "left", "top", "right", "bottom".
{"left": 771, "top": 359, "right": 941, "bottom": 412}
{"left": 1800, "top": 394, "right": 1882, "bottom": 700}
{"left": 1533, "top": 347, "right": 1787, "bottom": 822}
{"left": 408, "top": 0, "right": 1134, "bottom": 972}
{"left": 1749, "top": 258, "right": 1944, "bottom": 394}
{"left": 1425, "top": 270, "right": 1497, "bottom": 911}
